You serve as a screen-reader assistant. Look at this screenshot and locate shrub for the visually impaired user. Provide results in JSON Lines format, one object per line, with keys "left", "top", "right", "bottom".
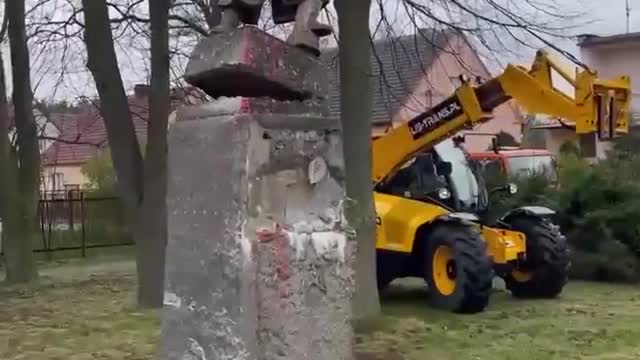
{"left": 81, "top": 150, "right": 117, "bottom": 197}
{"left": 487, "top": 151, "right": 640, "bottom": 283}
{"left": 554, "top": 154, "right": 640, "bottom": 257}
{"left": 570, "top": 241, "right": 640, "bottom": 283}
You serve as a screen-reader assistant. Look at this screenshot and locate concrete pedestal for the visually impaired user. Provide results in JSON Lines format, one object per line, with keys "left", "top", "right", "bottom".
{"left": 160, "top": 26, "right": 355, "bottom": 360}
{"left": 159, "top": 101, "right": 355, "bottom": 359}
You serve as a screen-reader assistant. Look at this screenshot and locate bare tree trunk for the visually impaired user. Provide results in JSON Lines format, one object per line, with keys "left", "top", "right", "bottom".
{"left": 134, "top": 0, "right": 171, "bottom": 308}
{"left": 3, "top": 0, "right": 40, "bottom": 283}
{"left": 0, "top": 50, "right": 23, "bottom": 281}
{"left": 82, "top": 0, "right": 143, "bottom": 212}
{"left": 0, "top": 48, "right": 18, "bottom": 275}
{"left": 82, "top": 0, "right": 172, "bottom": 308}
{"left": 334, "top": 0, "right": 380, "bottom": 319}
{"left": 0, "top": 13, "right": 11, "bottom": 261}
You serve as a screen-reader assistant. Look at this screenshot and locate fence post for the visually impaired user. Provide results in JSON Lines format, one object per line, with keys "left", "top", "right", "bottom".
{"left": 68, "top": 191, "right": 74, "bottom": 243}
{"left": 46, "top": 195, "right": 53, "bottom": 256}
{"left": 46, "top": 198, "right": 54, "bottom": 260}
{"left": 80, "top": 192, "right": 87, "bottom": 258}
{"left": 38, "top": 200, "right": 46, "bottom": 253}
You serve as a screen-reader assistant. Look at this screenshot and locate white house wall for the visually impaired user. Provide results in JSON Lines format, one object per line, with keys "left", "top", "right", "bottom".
{"left": 580, "top": 42, "right": 640, "bottom": 119}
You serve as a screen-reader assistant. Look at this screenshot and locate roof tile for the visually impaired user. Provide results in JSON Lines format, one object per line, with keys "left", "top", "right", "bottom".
{"left": 42, "top": 94, "right": 164, "bottom": 166}
{"left": 322, "top": 28, "right": 454, "bottom": 124}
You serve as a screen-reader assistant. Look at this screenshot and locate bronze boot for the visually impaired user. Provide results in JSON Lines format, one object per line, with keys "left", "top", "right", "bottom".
{"left": 287, "top": 0, "right": 332, "bottom": 56}
{"left": 211, "top": 6, "right": 241, "bottom": 33}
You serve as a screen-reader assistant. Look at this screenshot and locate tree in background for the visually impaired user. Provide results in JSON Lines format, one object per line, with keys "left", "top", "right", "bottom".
{"left": 81, "top": 0, "right": 172, "bottom": 307}
{"left": 139, "top": 0, "right": 171, "bottom": 308}
{"left": 0, "top": 10, "right": 13, "bottom": 275}
{"left": 334, "top": 0, "right": 380, "bottom": 319}
{"left": 0, "top": 0, "right": 41, "bottom": 283}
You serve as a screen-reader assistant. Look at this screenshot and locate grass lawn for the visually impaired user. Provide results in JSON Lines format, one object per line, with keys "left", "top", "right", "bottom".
{"left": 360, "top": 279, "right": 640, "bottom": 360}
{"left": 1, "top": 260, "right": 640, "bottom": 360}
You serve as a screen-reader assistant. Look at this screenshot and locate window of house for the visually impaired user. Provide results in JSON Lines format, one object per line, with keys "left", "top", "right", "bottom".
{"left": 65, "top": 184, "right": 80, "bottom": 199}
{"left": 50, "top": 172, "right": 64, "bottom": 191}
{"left": 448, "top": 76, "right": 464, "bottom": 87}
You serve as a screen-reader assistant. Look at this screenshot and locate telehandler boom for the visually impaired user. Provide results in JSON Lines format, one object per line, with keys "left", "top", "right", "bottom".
{"left": 373, "top": 49, "right": 631, "bottom": 183}
{"left": 371, "top": 49, "right": 631, "bottom": 313}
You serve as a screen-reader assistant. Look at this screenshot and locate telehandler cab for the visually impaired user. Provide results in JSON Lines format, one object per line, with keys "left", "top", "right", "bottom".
{"left": 371, "top": 49, "right": 631, "bottom": 313}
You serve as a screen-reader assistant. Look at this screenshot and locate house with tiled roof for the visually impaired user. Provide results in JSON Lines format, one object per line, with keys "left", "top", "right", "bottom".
{"left": 6, "top": 107, "right": 60, "bottom": 154}
{"left": 322, "top": 28, "right": 523, "bottom": 151}
{"left": 41, "top": 85, "right": 198, "bottom": 191}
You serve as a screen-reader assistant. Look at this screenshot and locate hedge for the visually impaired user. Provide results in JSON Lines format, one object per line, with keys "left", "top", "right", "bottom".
{"left": 485, "top": 146, "right": 640, "bottom": 283}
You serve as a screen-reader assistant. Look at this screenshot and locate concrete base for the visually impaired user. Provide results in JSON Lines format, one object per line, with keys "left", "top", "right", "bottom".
{"left": 185, "top": 27, "right": 328, "bottom": 101}
{"left": 160, "top": 103, "right": 355, "bottom": 360}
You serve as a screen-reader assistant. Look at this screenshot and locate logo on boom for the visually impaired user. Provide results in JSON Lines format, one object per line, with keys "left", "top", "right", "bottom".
{"left": 408, "top": 97, "right": 463, "bottom": 140}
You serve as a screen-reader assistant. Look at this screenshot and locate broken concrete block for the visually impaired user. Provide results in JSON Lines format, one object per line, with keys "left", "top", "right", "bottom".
{"left": 184, "top": 27, "right": 329, "bottom": 101}
{"left": 175, "top": 96, "right": 331, "bottom": 121}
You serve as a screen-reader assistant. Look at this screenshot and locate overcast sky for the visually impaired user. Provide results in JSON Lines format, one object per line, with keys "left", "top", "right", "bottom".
{"left": 2, "top": 0, "right": 638, "bottom": 101}
{"left": 512, "top": 0, "right": 638, "bottom": 59}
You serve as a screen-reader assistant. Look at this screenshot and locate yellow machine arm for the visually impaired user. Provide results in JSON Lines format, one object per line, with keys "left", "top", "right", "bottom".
{"left": 371, "top": 50, "right": 632, "bottom": 184}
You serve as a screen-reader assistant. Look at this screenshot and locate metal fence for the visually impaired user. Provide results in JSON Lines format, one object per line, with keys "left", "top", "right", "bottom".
{"left": 36, "top": 191, "right": 133, "bottom": 256}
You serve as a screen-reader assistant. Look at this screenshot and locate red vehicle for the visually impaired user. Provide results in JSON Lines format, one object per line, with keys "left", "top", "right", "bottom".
{"left": 469, "top": 147, "right": 558, "bottom": 183}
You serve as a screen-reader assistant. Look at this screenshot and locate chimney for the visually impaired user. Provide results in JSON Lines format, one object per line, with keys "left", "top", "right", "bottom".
{"left": 134, "top": 84, "right": 151, "bottom": 97}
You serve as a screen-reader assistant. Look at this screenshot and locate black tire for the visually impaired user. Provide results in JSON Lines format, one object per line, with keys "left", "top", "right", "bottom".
{"left": 423, "top": 222, "right": 493, "bottom": 313}
{"left": 377, "top": 274, "right": 393, "bottom": 292}
{"left": 375, "top": 251, "right": 403, "bottom": 293}
{"left": 502, "top": 216, "right": 570, "bottom": 298}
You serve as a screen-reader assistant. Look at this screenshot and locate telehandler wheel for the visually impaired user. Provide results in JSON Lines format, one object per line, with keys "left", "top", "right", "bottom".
{"left": 502, "top": 216, "right": 570, "bottom": 298}
{"left": 377, "top": 275, "right": 393, "bottom": 292}
{"left": 423, "top": 222, "right": 493, "bottom": 313}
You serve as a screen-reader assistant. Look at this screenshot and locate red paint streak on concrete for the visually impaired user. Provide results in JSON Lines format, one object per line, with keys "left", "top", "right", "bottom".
{"left": 256, "top": 224, "right": 291, "bottom": 303}
{"left": 237, "top": 36, "right": 256, "bottom": 115}
{"left": 268, "top": 44, "right": 285, "bottom": 78}
{"left": 242, "top": 36, "right": 256, "bottom": 66}
{"left": 240, "top": 98, "right": 251, "bottom": 113}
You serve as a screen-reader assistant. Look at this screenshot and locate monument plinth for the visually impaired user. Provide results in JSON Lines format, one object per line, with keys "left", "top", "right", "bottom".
{"left": 160, "top": 8, "right": 356, "bottom": 360}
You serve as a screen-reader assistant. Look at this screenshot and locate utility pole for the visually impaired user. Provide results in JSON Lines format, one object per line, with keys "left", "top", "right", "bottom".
{"left": 627, "top": 0, "right": 631, "bottom": 33}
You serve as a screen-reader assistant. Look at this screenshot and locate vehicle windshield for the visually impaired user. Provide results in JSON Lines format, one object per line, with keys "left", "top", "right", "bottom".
{"left": 382, "top": 155, "right": 448, "bottom": 199}
{"left": 434, "top": 139, "right": 485, "bottom": 210}
{"left": 507, "top": 155, "right": 557, "bottom": 181}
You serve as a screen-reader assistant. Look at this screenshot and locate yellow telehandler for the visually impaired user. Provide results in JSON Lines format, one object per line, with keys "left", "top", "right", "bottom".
{"left": 371, "top": 50, "right": 632, "bottom": 313}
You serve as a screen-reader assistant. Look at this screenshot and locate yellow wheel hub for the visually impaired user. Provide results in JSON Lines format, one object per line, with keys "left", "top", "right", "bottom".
{"left": 512, "top": 269, "right": 533, "bottom": 282}
{"left": 432, "top": 245, "right": 456, "bottom": 296}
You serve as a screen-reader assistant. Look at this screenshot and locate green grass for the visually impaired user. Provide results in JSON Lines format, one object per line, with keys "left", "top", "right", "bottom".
{"left": 0, "top": 275, "right": 158, "bottom": 360}
{"left": 358, "top": 279, "right": 640, "bottom": 360}
{"left": 1, "top": 262, "right": 640, "bottom": 360}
